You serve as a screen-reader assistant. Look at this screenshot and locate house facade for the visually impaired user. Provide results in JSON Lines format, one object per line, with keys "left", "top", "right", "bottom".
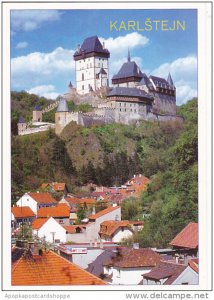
{"left": 99, "top": 220, "right": 133, "bottom": 243}
{"left": 32, "top": 217, "right": 67, "bottom": 244}
{"left": 16, "top": 192, "right": 57, "bottom": 215}
{"left": 11, "top": 206, "right": 36, "bottom": 228}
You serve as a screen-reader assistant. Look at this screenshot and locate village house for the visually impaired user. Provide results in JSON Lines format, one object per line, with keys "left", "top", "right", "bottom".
{"left": 103, "top": 246, "right": 160, "bottom": 285}
{"left": 141, "top": 259, "right": 199, "bottom": 285}
{"left": 41, "top": 182, "right": 68, "bottom": 196}
{"left": 59, "top": 196, "right": 96, "bottom": 211}
{"left": 99, "top": 220, "right": 134, "bottom": 243}
{"left": 16, "top": 192, "right": 57, "bottom": 215}
{"left": 169, "top": 222, "right": 198, "bottom": 257}
{"left": 58, "top": 242, "right": 118, "bottom": 270}
{"left": 37, "top": 203, "right": 71, "bottom": 226}
{"left": 12, "top": 246, "right": 106, "bottom": 285}
{"left": 11, "top": 206, "right": 36, "bottom": 229}
{"left": 32, "top": 217, "right": 68, "bottom": 244}
{"left": 58, "top": 205, "right": 121, "bottom": 244}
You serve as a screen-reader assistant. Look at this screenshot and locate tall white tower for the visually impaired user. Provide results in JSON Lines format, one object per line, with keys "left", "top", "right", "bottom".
{"left": 73, "top": 36, "right": 110, "bottom": 95}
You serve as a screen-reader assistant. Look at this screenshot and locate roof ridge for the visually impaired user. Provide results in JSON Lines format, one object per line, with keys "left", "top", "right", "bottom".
{"left": 50, "top": 250, "right": 106, "bottom": 284}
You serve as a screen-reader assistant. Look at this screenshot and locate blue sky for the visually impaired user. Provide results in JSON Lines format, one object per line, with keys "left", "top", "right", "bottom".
{"left": 11, "top": 9, "right": 197, "bottom": 104}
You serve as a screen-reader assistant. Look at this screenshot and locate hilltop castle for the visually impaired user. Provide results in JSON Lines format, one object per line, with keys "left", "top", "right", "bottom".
{"left": 55, "top": 36, "right": 182, "bottom": 135}
{"left": 18, "top": 36, "right": 182, "bottom": 136}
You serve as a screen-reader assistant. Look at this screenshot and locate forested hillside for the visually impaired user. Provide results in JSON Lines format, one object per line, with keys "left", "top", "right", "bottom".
{"left": 11, "top": 93, "right": 198, "bottom": 247}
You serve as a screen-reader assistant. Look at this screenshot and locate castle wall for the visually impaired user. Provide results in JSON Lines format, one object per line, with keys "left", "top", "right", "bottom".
{"left": 152, "top": 92, "right": 176, "bottom": 115}
{"left": 33, "top": 110, "right": 43, "bottom": 122}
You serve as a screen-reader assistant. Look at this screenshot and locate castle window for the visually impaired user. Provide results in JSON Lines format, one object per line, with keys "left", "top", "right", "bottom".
{"left": 120, "top": 108, "right": 121, "bottom": 112}
{"left": 58, "top": 117, "right": 60, "bottom": 121}
{"left": 124, "top": 103, "right": 126, "bottom": 107}
{"left": 125, "top": 109, "right": 126, "bottom": 112}
{"left": 87, "top": 64, "right": 88, "bottom": 68}
{"left": 98, "top": 63, "right": 100, "bottom": 67}
{"left": 90, "top": 63, "right": 92, "bottom": 68}
{"left": 130, "top": 104, "right": 132, "bottom": 107}
{"left": 82, "top": 85, "right": 84, "bottom": 90}
{"left": 82, "top": 73, "right": 84, "bottom": 80}
{"left": 134, "top": 109, "right": 136, "bottom": 113}
{"left": 120, "top": 103, "right": 121, "bottom": 106}
{"left": 131, "top": 109, "right": 132, "bottom": 112}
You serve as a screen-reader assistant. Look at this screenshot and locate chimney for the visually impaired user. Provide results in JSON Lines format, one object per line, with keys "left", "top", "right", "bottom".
{"left": 102, "top": 42, "right": 105, "bottom": 49}
{"left": 133, "top": 243, "right": 139, "bottom": 249}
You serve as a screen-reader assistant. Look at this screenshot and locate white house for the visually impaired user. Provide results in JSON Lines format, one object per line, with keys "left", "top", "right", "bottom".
{"left": 16, "top": 192, "right": 57, "bottom": 215}
{"left": 73, "top": 36, "right": 110, "bottom": 94}
{"left": 141, "top": 259, "right": 199, "bottom": 285}
{"left": 99, "top": 220, "right": 133, "bottom": 243}
{"left": 32, "top": 217, "right": 67, "bottom": 244}
{"left": 103, "top": 247, "right": 160, "bottom": 285}
{"left": 65, "top": 205, "right": 121, "bottom": 244}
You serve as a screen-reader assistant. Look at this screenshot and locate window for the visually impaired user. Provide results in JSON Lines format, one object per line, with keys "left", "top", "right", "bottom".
{"left": 58, "top": 117, "right": 60, "bottom": 121}
{"left": 98, "top": 63, "right": 100, "bottom": 67}
{"left": 131, "top": 109, "right": 132, "bottom": 112}
{"left": 90, "top": 63, "right": 92, "bottom": 68}
{"left": 59, "top": 220, "right": 64, "bottom": 224}
{"left": 82, "top": 85, "right": 84, "bottom": 90}
{"left": 125, "top": 109, "right": 126, "bottom": 112}
{"left": 120, "top": 108, "right": 121, "bottom": 112}
{"left": 82, "top": 73, "right": 84, "bottom": 80}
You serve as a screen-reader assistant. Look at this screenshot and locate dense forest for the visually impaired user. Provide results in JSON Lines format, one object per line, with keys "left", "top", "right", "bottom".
{"left": 11, "top": 91, "right": 198, "bottom": 247}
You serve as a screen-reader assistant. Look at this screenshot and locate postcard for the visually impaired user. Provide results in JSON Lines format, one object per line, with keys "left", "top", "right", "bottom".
{"left": 1, "top": 1, "right": 213, "bottom": 299}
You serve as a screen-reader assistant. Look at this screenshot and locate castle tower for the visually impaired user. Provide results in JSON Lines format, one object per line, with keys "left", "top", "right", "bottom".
{"left": 73, "top": 36, "right": 110, "bottom": 95}
{"left": 18, "top": 116, "right": 27, "bottom": 135}
{"left": 33, "top": 105, "right": 42, "bottom": 122}
{"left": 55, "top": 97, "right": 70, "bottom": 135}
{"left": 112, "top": 50, "right": 143, "bottom": 88}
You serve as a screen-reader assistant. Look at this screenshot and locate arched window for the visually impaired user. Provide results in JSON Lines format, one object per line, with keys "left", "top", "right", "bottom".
{"left": 82, "top": 73, "right": 84, "bottom": 80}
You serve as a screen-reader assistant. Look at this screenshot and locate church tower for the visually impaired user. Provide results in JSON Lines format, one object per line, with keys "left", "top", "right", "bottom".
{"left": 73, "top": 36, "right": 110, "bottom": 95}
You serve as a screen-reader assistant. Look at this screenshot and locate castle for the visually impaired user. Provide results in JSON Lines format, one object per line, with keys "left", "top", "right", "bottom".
{"left": 18, "top": 36, "right": 182, "bottom": 136}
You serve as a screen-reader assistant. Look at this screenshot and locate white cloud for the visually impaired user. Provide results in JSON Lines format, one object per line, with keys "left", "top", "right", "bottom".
{"left": 151, "top": 55, "right": 197, "bottom": 104}
{"left": 99, "top": 33, "right": 149, "bottom": 79}
{"left": 15, "top": 41, "right": 28, "bottom": 49}
{"left": 11, "top": 47, "right": 75, "bottom": 89}
{"left": 100, "top": 32, "right": 149, "bottom": 54}
{"left": 11, "top": 10, "right": 62, "bottom": 33}
{"left": 27, "top": 85, "right": 59, "bottom": 100}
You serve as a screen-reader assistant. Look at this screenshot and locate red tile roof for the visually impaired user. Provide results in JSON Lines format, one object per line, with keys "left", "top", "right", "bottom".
{"left": 32, "top": 218, "right": 50, "bottom": 230}
{"left": 104, "top": 247, "right": 160, "bottom": 268}
{"left": 99, "top": 220, "right": 132, "bottom": 237}
{"left": 28, "top": 192, "right": 57, "bottom": 204}
{"left": 170, "top": 223, "right": 198, "bottom": 249}
{"left": 37, "top": 205, "right": 70, "bottom": 218}
{"left": 188, "top": 258, "right": 199, "bottom": 273}
{"left": 142, "top": 261, "right": 187, "bottom": 285}
{"left": 63, "top": 225, "right": 85, "bottom": 234}
{"left": 64, "top": 197, "right": 96, "bottom": 206}
{"left": 41, "top": 182, "right": 66, "bottom": 191}
{"left": 12, "top": 250, "right": 106, "bottom": 285}
{"left": 12, "top": 206, "right": 35, "bottom": 218}
{"left": 89, "top": 206, "right": 120, "bottom": 220}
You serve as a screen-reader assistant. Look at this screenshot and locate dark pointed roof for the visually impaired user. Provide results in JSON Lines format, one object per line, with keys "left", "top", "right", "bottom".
{"left": 97, "top": 68, "right": 107, "bottom": 75}
{"left": 112, "top": 61, "right": 143, "bottom": 80}
{"left": 34, "top": 105, "right": 42, "bottom": 111}
{"left": 167, "top": 73, "right": 174, "bottom": 87}
{"left": 68, "top": 81, "right": 73, "bottom": 88}
{"left": 18, "top": 116, "right": 25, "bottom": 123}
{"left": 150, "top": 75, "right": 174, "bottom": 90}
{"left": 73, "top": 36, "right": 110, "bottom": 60}
{"left": 107, "top": 87, "right": 153, "bottom": 101}
{"left": 56, "top": 97, "right": 69, "bottom": 112}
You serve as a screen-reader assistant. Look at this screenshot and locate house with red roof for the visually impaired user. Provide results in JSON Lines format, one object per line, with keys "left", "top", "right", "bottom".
{"left": 103, "top": 246, "right": 160, "bottom": 285}
{"left": 170, "top": 222, "right": 198, "bottom": 256}
{"left": 12, "top": 249, "right": 106, "bottom": 285}
{"left": 32, "top": 217, "right": 67, "bottom": 244}
{"left": 141, "top": 259, "right": 199, "bottom": 285}
{"left": 16, "top": 192, "right": 57, "bottom": 215}
{"left": 37, "top": 203, "right": 71, "bottom": 226}
{"left": 41, "top": 182, "right": 68, "bottom": 196}
{"left": 11, "top": 206, "right": 36, "bottom": 228}
{"left": 99, "top": 220, "right": 134, "bottom": 243}
{"left": 60, "top": 205, "right": 121, "bottom": 244}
